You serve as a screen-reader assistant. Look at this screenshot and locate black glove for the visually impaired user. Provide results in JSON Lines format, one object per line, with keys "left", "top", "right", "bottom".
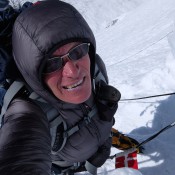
{"left": 87, "top": 137, "right": 112, "bottom": 167}
{"left": 96, "top": 80, "right": 121, "bottom": 122}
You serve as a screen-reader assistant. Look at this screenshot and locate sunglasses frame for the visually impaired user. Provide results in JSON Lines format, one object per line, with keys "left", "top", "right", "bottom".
{"left": 43, "top": 43, "right": 90, "bottom": 75}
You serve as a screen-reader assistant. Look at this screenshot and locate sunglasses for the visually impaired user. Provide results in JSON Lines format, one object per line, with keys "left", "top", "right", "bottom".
{"left": 43, "top": 43, "right": 90, "bottom": 74}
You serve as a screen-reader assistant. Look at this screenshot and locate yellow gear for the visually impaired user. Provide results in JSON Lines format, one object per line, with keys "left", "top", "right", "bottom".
{"left": 111, "top": 128, "right": 143, "bottom": 153}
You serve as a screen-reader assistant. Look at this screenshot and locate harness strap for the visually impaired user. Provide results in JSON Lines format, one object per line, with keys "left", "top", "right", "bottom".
{"left": 29, "top": 94, "right": 65, "bottom": 151}
{"left": 50, "top": 117, "right": 63, "bottom": 128}
{"left": 51, "top": 105, "right": 99, "bottom": 174}
{"left": 85, "top": 161, "right": 97, "bottom": 175}
{"left": 29, "top": 92, "right": 60, "bottom": 123}
{"left": 94, "top": 63, "right": 107, "bottom": 82}
{"left": 0, "top": 81, "right": 24, "bottom": 125}
{"left": 93, "top": 64, "right": 107, "bottom": 91}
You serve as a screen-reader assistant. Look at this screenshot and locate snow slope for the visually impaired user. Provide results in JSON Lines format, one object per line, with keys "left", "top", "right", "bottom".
{"left": 62, "top": 0, "right": 145, "bottom": 35}
{"left": 93, "top": 0, "right": 175, "bottom": 175}
{"left": 70, "top": 0, "right": 175, "bottom": 174}
{"left": 10, "top": 0, "right": 175, "bottom": 174}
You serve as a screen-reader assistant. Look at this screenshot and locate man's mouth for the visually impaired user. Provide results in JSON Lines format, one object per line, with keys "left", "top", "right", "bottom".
{"left": 63, "top": 78, "right": 84, "bottom": 90}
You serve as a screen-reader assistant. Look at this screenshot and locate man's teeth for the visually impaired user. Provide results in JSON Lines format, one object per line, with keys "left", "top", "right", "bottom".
{"left": 64, "top": 79, "right": 83, "bottom": 89}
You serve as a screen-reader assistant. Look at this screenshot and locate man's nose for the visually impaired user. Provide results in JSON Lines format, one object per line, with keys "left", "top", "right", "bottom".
{"left": 62, "top": 59, "right": 79, "bottom": 78}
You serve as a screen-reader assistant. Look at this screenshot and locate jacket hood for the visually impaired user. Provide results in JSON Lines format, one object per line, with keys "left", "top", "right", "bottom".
{"left": 12, "top": 0, "right": 96, "bottom": 107}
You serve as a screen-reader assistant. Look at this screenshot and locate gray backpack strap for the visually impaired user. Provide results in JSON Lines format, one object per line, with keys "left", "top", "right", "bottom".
{"left": 29, "top": 92, "right": 60, "bottom": 121}
{"left": 85, "top": 161, "right": 97, "bottom": 175}
{"left": 94, "top": 54, "right": 108, "bottom": 82}
{"left": 93, "top": 64, "right": 106, "bottom": 86}
{"left": 29, "top": 93, "right": 68, "bottom": 152}
{"left": 0, "top": 81, "right": 24, "bottom": 125}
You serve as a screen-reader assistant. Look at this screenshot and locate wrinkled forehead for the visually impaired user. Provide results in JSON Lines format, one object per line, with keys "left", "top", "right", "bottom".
{"left": 52, "top": 42, "right": 81, "bottom": 56}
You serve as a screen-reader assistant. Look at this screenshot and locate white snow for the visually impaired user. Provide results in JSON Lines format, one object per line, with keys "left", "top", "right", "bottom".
{"left": 68, "top": 0, "right": 175, "bottom": 174}
{"left": 11, "top": 0, "right": 175, "bottom": 174}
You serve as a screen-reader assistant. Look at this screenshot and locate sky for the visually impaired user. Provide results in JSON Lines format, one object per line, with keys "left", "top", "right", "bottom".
{"left": 12, "top": 0, "right": 175, "bottom": 174}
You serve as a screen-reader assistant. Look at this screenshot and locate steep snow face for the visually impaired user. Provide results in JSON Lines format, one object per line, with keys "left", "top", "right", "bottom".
{"left": 63, "top": 0, "right": 145, "bottom": 34}
{"left": 76, "top": 167, "right": 143, "bottom": 175}
{"left": 94, "top": 0, "right": 175, "bottom": 175}
{"left": 10, "top": 0, "right": 144, "bottom": 34}
{"left": 96, "top": 0, "right": 175, "bottom": 94}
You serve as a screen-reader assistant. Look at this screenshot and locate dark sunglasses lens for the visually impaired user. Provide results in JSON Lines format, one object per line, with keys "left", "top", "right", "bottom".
{"left": 69, "top": 43, "right": 89, "bottom": 61}
{"left": 44, "top": 57, "right": 63, "bottom": 74}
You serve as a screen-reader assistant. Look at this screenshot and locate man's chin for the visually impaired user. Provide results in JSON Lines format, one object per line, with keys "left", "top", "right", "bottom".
{"left": 63, "top": 92, "right": 91, "bottom": 104}
{"left": 69, "top": 97, "right": 90, "bottom": 104}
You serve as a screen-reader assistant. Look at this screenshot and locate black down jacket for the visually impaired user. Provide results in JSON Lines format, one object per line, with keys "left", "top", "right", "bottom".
{"left": 0, "top": 1, "right": 117, "bottom": 174}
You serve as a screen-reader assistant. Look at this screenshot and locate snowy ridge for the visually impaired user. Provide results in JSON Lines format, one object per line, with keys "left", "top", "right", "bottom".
{"left": 11, "top": 0, "right": 144, "bottom": 34}
{"left": 76, "top": 167, "right": 143, "bottom": 175}
{"left": 63, "top": 0, "right": 144, "bottom": 34}
{"left": 78, "top": 0, "right": 175, "bottom": 174}
{"left": 96, "top": 0, "right": 175, "bottom": 67}
{"left": 96, "top": 0, "right": 175, "bottom": 174}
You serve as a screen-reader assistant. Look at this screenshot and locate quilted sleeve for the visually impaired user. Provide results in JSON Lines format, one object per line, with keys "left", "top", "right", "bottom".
{"left": 0, "top": 98, "right": 51, "bottom": 175}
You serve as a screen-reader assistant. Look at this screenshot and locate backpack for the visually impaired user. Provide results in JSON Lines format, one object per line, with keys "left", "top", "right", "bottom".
{"left": 0, "top": 2, "right": 33, "bottom": 109}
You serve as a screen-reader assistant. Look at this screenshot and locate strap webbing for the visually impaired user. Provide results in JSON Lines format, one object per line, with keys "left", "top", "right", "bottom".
{"left": 49, "top": 117, "right": 63, "bottom": 128}
{"left": 94, "top": 64, "right": 106, "bottom": 83}
{"left": 0, "top": 81, "right": 24, "bottom": 125}
{"left": 85, "top": 161, "right": 97, "bottom": 175}
{"left": 93, "top": 64, "right": 107, "bottom": 91}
